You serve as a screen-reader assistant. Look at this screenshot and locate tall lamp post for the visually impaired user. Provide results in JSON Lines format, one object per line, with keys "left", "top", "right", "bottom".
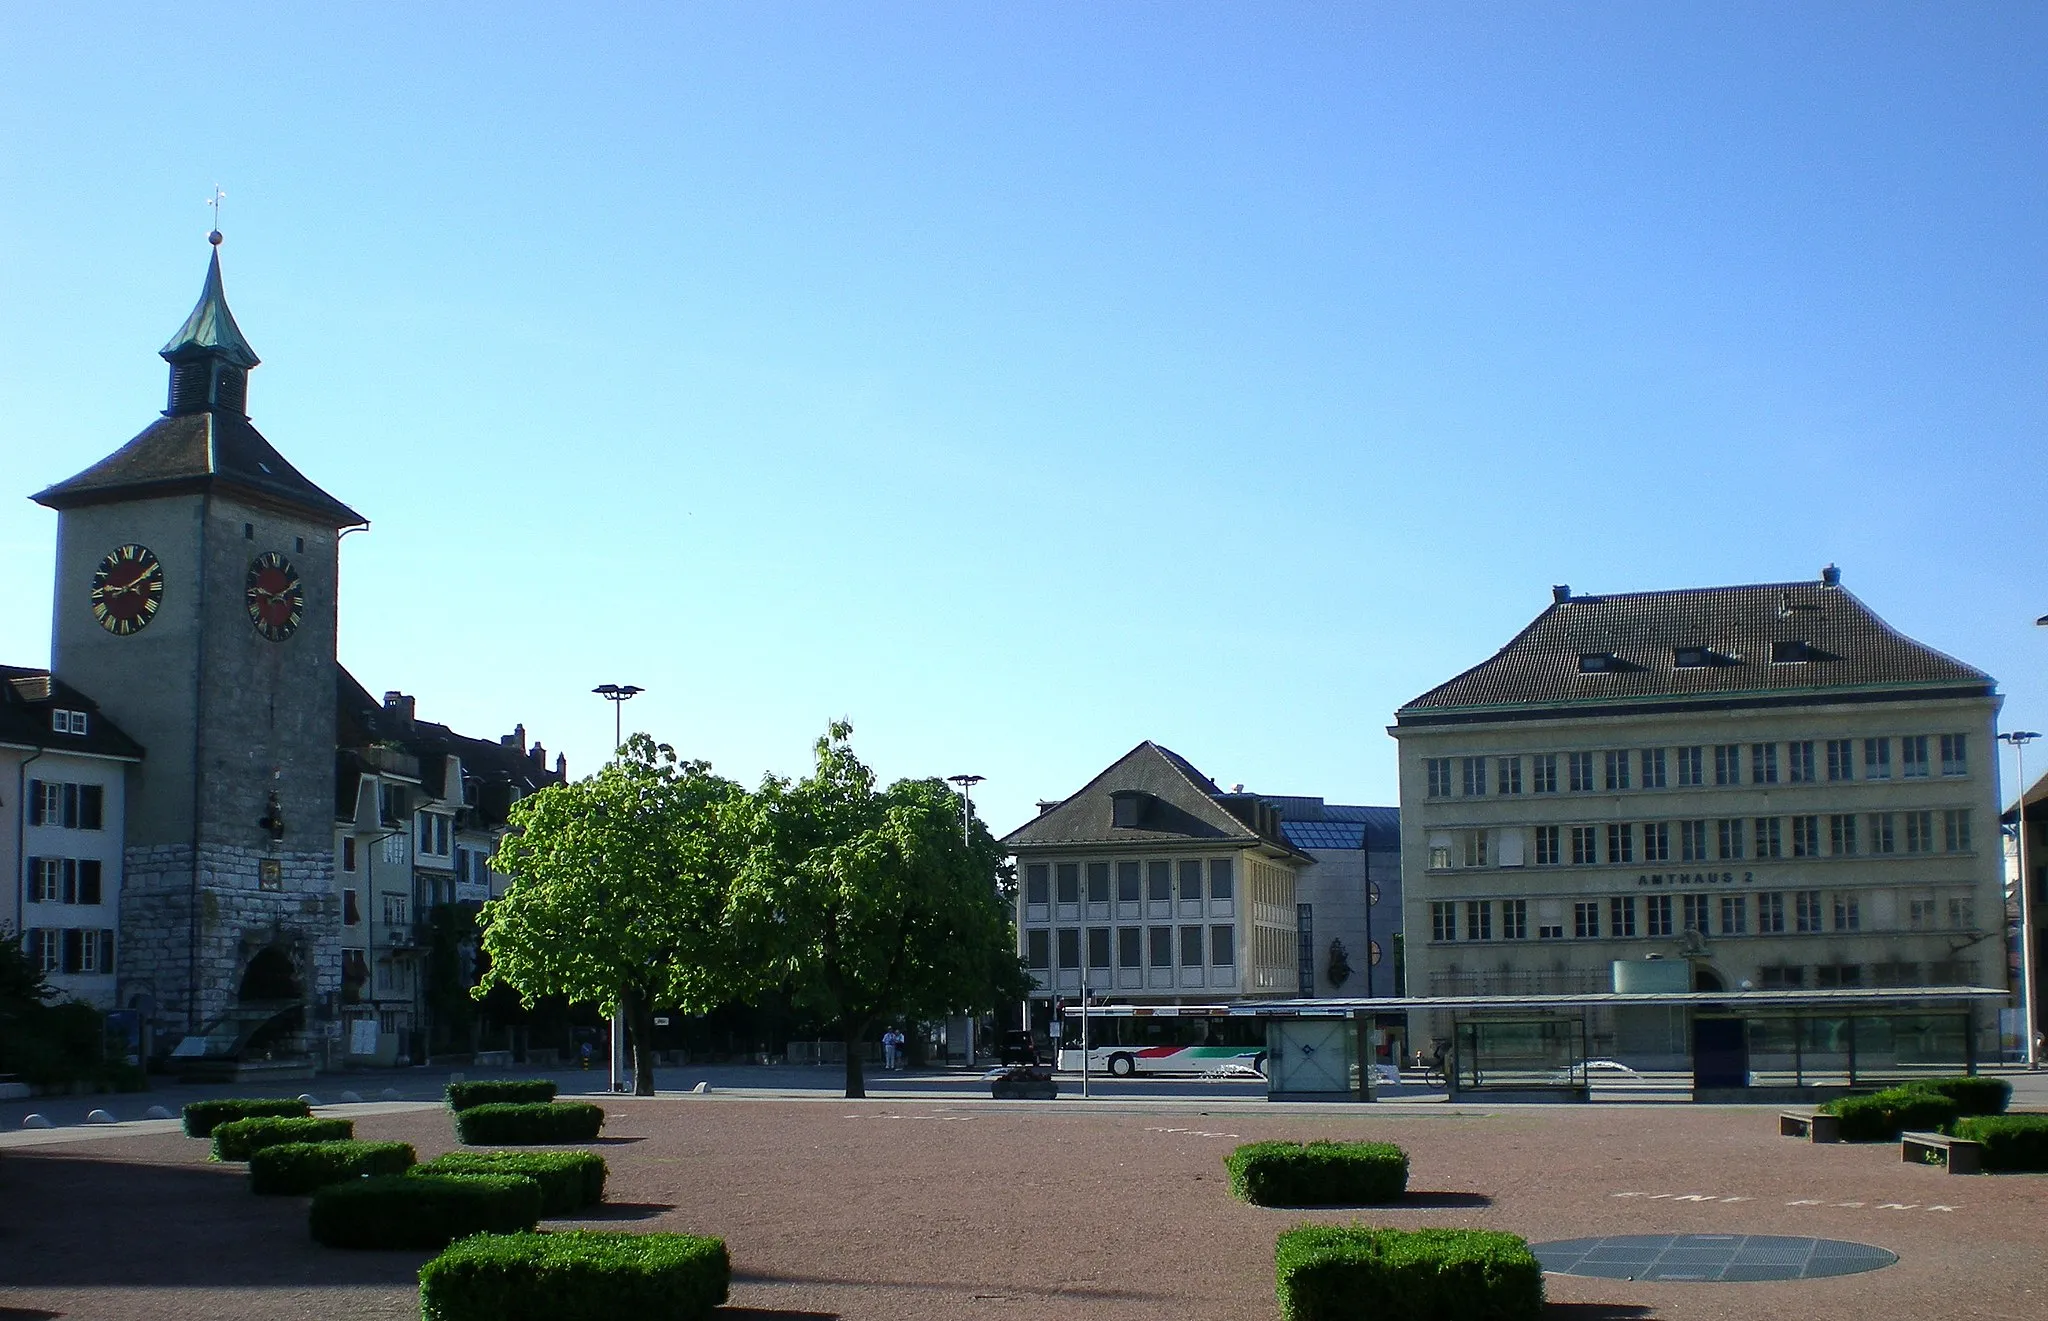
{"left": 2004, "top": 728, "right": 2043, "bottom": 1070}
{"left": 945, "top": 774, "right": 985, "bottom": 845}
{"left": 592, "top": 683, "right": 643, "bottom": 1094}
{"left": 944, "top": 774, "right": 986, "bottom": 1066}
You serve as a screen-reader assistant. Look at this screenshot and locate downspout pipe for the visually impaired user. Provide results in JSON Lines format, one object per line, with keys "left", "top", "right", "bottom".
{"left": 16, "top": 745, "right": 46, "bottom": 944}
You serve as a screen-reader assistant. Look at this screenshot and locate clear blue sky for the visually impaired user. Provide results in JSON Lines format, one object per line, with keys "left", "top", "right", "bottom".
{"left": 4, "top": 4, "right": 2045, "bottom": 834}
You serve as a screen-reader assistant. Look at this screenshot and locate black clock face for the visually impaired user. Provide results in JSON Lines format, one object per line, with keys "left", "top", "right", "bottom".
{"left": 90, "top": 543, "right": 164, "bottom": 635}
{"left": 245, "top": 552, "right": 305, "bottom": 642}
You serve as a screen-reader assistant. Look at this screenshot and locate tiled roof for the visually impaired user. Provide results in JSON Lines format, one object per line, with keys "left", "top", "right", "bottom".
{"left": 1399, "top": 577, "right": 1991, "bottom": 719}
{"left": 32, "top": 412, "right": 366, "bottom": 528}
{"left": 1001, "top": 741, "right": 1302, "bottom": 856}
{"left": 336, "top": 668, "right": 561, "bottom": 827}
{"left": 0, "top": 664, "right": 145, "bottom": 760}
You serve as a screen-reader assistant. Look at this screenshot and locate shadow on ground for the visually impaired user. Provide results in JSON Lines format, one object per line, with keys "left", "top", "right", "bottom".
{"left": 0, "top": 1151, "right": 422, "bottom": 1290}
{"left": 561, "top": 1201, "right": 674, "bottom": 1221}
{"left": 733, "top": 1269, "right": 1170, "bottom": 1304}
{"left": 1546, "top": 1305, "right": 1656, "bottom": 1320}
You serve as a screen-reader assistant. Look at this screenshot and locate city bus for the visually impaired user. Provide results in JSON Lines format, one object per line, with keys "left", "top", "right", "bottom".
{"left": 1055, "top": 1012, "right": 1267, "bottom": 1076}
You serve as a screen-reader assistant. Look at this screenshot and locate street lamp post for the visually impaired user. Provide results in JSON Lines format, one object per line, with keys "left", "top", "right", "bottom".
{"left": 592, "top": 684, "right": 644, "bottom": 761}
{"left": 592, "top": 683, "right": 643, "bottom": 1095}
{"left": 945, "top": 774, "right": 985, "bottom": 845}
{"left": 2001, "top": 729, "right": 2042, "bottom": 1070}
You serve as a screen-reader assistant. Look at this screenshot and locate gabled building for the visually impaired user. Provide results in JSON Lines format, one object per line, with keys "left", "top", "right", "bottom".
{"left": 2, "top": 667, "right": 143, "bottom": 1008}
{"left": 1005, "top": 742, "right": 1309, "bottom": 1008}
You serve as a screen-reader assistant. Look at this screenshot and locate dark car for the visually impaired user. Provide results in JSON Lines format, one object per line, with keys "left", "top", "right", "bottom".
{"left": 998, "top": 1029, "right": 1039, "bottom": 1066}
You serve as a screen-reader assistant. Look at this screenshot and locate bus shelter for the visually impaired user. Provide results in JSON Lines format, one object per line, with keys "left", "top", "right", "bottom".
{"left": 1076, "top": 986, "right": 2004, "bottom": 1102}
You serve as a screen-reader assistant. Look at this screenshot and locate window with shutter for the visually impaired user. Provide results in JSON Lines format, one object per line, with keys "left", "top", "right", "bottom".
{"left": 28, "top": 780, "right": 45, "bottom": 826}
{"left": 62, "top": 929, "right": 84, "bottom": 974}
{"left": 79, "top": 860, "right": 102, "bottom": 905}
{"left": 79, "top": 785, "right": 104, "bottom": 830}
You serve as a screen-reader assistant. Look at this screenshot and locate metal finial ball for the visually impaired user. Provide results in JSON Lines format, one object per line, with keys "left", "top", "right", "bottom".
{"left": 209, "top": 229, "right": 223, "bottom": 246}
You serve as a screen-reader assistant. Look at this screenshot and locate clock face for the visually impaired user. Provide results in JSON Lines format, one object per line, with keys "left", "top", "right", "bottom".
{"left": 245, "top": 552, "right": 305, "bottom": 642}
{"left": 90, "top": 543, "right": 165, "bottom": 635}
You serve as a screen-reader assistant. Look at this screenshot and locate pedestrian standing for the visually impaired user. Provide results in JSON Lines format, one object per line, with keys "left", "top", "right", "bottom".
{"left": 881, "top": 1027, "right": 899, "bottom": 1071}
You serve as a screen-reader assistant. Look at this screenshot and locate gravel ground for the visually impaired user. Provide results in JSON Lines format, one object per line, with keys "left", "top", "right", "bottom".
{"left": 2, "top": 1096, "right": 2044, "bottom": 1320}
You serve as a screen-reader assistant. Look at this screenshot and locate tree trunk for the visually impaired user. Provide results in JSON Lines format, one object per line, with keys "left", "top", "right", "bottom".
{"left": 843, "top": 1020, "right": 869, "bottom": 1099}
{"left": 620, "top": 985, "right": 659, "bottom": 1097}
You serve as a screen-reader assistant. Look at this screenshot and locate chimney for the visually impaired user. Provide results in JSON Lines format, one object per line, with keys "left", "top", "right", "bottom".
{"left": 1035, "top": 798, "right": 1062, "bottom": 817}
{"left": 555, "top": 752, "right": 567, "bottom": 779}
{"left": 1820, "top": 564, "right": 1841, "bottom": 588}
{"left": 530, "top": 742, "right": 545, "bottom": 769}
{"left": 1552, "top": 584, "right": 1572, "bottom": 604}
{"left": 502, "top": 722, "right": 526, "bottom": 749}
{"left": 382, "top": 691, "right": 415, "bottom": 724}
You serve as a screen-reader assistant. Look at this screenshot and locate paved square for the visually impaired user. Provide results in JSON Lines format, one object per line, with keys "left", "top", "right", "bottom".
{"left": 3, "top": 1097, "right": 2045, "bottom": 1319}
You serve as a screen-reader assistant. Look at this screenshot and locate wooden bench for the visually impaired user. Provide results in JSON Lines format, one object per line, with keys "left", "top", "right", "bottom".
{"left": 1901, "top": 1130, "right": 1983, "bottom": 1174}
{"left": 1779, "top": 1110, "right": 1842, "bottom": 1143}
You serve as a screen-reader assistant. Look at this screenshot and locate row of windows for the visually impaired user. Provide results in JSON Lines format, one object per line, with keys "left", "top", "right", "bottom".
{"left": 1023, "top": 858, "right": 1236, "bottom": 907}
{"left": 1432, "top": 810, "right": 1972, "bottom": 870}
{"left": 1025, "top": 924, "right": 1236, "bottom": 970}
{"left": 1428, "top": 891, "right": 1976, "bottom": 943}
{"left": 1754, "top": 960, "right": 1976, "bottom": 989}
{"left": 25, "top": 857, "right": 105, "bottom": 905}
{"left": 23, "top": 927, "right": 115, "bottom": 975}
{"left": 27, "top": 780, "right": 106, "bottom": 830}
{"left": 1425, "top": 736, "right": 1970, "bottom": 799}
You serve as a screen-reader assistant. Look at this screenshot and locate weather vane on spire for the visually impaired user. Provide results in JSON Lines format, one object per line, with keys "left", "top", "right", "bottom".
{"left": 207, "top": 186, "right": 226, "bottom": 245}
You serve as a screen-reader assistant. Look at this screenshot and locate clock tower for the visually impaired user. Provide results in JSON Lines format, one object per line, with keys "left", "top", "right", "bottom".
{"left": 34, "top": 236, "right": 366, "bottom": 1040}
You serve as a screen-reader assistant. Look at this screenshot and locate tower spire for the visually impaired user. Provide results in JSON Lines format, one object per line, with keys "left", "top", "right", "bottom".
{"left": 161, "top": 230, "right": 260, "bottom": 417}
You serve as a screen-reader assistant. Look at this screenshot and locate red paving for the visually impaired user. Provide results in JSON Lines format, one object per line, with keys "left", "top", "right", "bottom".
{"left": 2, "top": 1097, "right": 2044, "bottom": 1320}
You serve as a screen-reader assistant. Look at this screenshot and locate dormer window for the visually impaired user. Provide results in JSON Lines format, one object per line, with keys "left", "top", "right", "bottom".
{"left": 1578, "top": 653, "right": 1617, "bottom": 673}
{"left": 1771, "top": 640, "right": 1813, "bottom": 664}
{"left": 1673, "top": 646, "right": 1738, "bottom": 669}
{"left": 51, "top": 709, "right": 89, "bottom": 735}
{"left": 1110, "top": 790, "right": 1152, "bottom": 829}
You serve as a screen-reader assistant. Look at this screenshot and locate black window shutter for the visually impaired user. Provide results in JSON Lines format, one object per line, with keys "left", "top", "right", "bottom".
{"left": 63, "top": 783, "right": 79, "bottom": 829}
{"left": 62, "top": 859, "right": 78, "bottom": 904}
{"left": 25, "top": 857, "right": 41, "bottom": 902}
{"left": 28, "top": 781, "right": 44, "bottom": 826}
{"left": 62, "top": 929, "right": 83, "bottom": 974}
{"left": 80, "top": 860, "right": 102, "bottom": 905}
{"left": 102, "top": 929, "right": 116, "bottom": 971}
{"left": 80, "top": 785, "right": 104, "bottom": 830}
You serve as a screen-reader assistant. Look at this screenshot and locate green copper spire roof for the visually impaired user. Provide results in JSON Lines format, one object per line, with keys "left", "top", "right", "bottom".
{"left": 160, "top": 244, "right": 260, "bottom": 368}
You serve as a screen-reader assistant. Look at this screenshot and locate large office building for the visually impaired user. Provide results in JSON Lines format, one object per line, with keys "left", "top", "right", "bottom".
{"left": 1391, "top": 570, "right": 2005, "bottom": 1056}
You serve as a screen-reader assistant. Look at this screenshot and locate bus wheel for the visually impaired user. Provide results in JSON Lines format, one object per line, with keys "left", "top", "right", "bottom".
{"left": 1108, "top": 1053, "right": 1136, "bottom": 1078}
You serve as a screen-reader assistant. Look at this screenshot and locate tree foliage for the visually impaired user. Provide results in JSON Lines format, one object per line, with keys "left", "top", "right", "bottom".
{"left": 732, "top": 722, "right": 1030, "bottom": 1097}
{"left": 477, "top": 736, "right": 751, "bottom": 1094}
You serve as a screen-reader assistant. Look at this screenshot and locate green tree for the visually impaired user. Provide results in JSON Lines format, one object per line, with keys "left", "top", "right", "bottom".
{"left": 733, "top": 722, "right": 1030, "bottom": 1098}
{"left": 475, "top": 735, "right": 751, "bottom": 1095}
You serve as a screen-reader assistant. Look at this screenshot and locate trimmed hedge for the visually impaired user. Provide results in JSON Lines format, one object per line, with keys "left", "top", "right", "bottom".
{"left": 418, "top": 1151, "right": 608, "bottom": 1215}
{"left": 249, "top": 1140, "right": 416, "bottom": 1195}
{"left": 1227, "top": 1141, "right": 1410, "bottom": 1207}
{"left": 454, "top": 1101, "right": 606, "bottom": 1146}
{"left": 1819, "top": 1087, "right": 1961, "bottom": 1142}
{"left": 1275, "top": 1225, "right": 1543, "bottom": 1321}
{"left": 447, "top": 1079, "right": 560, "bottom": 1111}
{"left": 1954, "top": 1114, "right": 2048, "bottom": 1171}
{"left": 419, "top": 1230, "right": 730, "bottom": 1321}
{"left": 182, "top": 1097, "right": 309, "bottom": 1139}
{"left": 1906, "top": 1076, "right": 2012, "bottom": 1117}
{"left": 309, "top": 1173, "right": 543, "bottom": 1250}
{"left": 212, "top": 1116, "right": 354, "bottom": 1162}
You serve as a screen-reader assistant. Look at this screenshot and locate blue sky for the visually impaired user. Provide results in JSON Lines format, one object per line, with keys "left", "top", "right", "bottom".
{"left": 3, "top": 4, "right": 2044, "bottom": 834}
